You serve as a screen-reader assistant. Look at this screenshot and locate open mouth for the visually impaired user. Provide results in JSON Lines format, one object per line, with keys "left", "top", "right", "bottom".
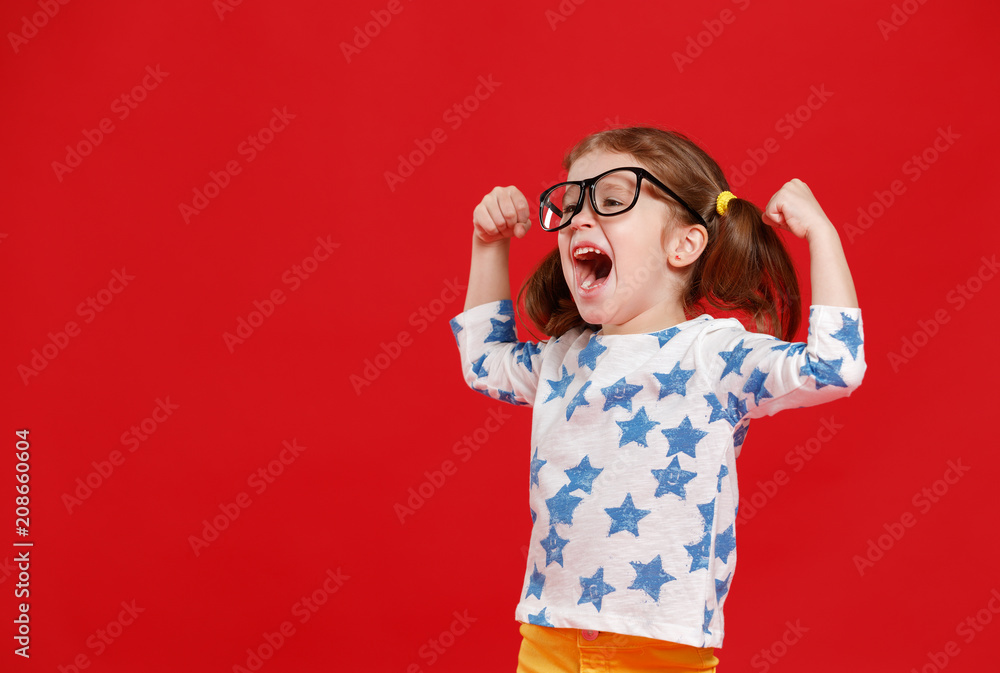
{"left": 573, "top": 246, "right": 613, "bottom": 292}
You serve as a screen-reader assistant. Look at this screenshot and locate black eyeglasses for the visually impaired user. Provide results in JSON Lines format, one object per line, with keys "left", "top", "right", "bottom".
{"left": 538, "top": 167, "right": 706, "bottom": 231}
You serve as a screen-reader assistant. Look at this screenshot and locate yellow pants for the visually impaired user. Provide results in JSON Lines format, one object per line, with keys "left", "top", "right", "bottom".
{"left": 516, "top": 622, "right": 719, "bottom": 673}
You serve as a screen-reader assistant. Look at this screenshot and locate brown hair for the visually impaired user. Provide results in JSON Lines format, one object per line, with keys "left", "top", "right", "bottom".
{"left": 515, "top": 127, "right": 801, "bottom": 341}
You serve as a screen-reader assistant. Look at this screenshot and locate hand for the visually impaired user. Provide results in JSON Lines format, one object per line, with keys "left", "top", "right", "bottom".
{"left": 762, "top": 179, "right": 834, "bottom": 240}
{"left": 472, "top": 186, "right": 531, "bottom": 245}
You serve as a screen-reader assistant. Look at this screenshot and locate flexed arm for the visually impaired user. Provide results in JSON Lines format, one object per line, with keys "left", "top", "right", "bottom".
{"left": 463, "top": 186, "right": 532, "bottom": 311}
{"left": 763, "top": 179, "right": 859, "bottom": 309}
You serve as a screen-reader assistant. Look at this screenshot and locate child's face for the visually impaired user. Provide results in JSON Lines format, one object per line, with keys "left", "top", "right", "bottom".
{"left": 557, "top": 149, "right": 684, "bottom": 333}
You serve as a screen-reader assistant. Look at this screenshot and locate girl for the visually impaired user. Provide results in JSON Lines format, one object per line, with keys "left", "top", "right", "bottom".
{"left": 448, "top": 127, "right": 864, "bottom": 672}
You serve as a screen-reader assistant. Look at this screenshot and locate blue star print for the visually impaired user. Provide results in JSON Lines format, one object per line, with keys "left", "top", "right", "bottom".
{"left": 800, "top": 354, "right": 847, "bottom": 389}
{"left": 601, "top": 377, "right": 643, "bottom": 412}
{"left": 716, "top": 573, "right": 732, "bottom": 603}
{"left": 540, "top": 526, "right": 570, "bottom": 567}
{"left": 716, "top": 464, "right": 729, "bottom": 492}
{"left": 733, "top": 421, "right": 750, "bottom": 448}
{"left": 831, "top": 313, "right": 863, "bottom": 359}
{"left": 566, "top": 381, "right": 591, "bottom": 421}
{"left": 526, "top": 564, "right": 545, "bottom": 600}
{"left": 704, "top": 392, "right": 747, "bottom": 427}
{"left": 718, "top": 339, "right": 752, "bottom": 379}
{"left": 449, "top": 318, "right": 463, "bottom": 345}
{"left": 629, "top": 555, "right": 675, "bottom": 602}
{"left": 578, "top": 567, "right": 616, "bottom": 612}
{"left": 528, "top": 607, "right": 553, "bottom": 627}
{"left": 565, "top": 456, "right": 603, "bottom": 494}
{"left": 471, "top": 353, "right": 488, "bottom": 379}
{"left": 513, "top": 342, "right": 541, "bottom": 373}
{"left": 544, "top": 365, "right": 575, "bottom": 403}
{"left": 715, "top": 524, "right": 736, "bottom": 563}
{"left": 546, "top": 485, "right": 584, "bottom": 526}
{"left": 698, "top": 500, "right": 715, "bottom": 533}
{"left": 617, "top": 407, "right": 660, "bottom": 448}
{"left": 485, "top": 314, "right": 516, "bottom": 343}
{"left": 742, "top": 367, "right": 773, "bottom": 405}
{"left": 578, "top": 335, "right": 607, "bottom": 371}
{"left": 655, "top": 326, "right": 681, "bottom": 348}
{"left": 605, "top": 493, "right": 651, "bottom": 537}
{"left": 685, "top": 532, "right": 711, "bottom": 572}
{"left": 530, "top": 448, "right": 546, "bottom": 488}
{"left": 653, "top": 362, "right": 695, "bottom": 399}
{"left": 530, "top": 508, "right": 536, "bottom": 524}
{"left": 498, "top": 389, "right": 528, "bottom": 406}
{"left": 651, "top": 456, "right": 697, "bottom": 499}
{"left": 662, "top": 416, "right": 708, "bottom": 459}
{"left": 703, "top": 605, "right": 714, "bottom": 634}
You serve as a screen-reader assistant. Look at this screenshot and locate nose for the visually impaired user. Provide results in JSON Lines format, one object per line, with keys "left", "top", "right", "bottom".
{"left": 568, "top": 188, "right": 598, "bottom": 230}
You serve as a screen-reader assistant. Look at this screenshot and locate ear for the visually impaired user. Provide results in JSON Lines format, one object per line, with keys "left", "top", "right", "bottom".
{"left": 667, "top": 223, "right": 708, "bottom": 268}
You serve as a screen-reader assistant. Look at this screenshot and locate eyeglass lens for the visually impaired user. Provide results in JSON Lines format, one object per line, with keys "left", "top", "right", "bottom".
{"left": 541, "top": 169, "right": 640, "bottom": 230}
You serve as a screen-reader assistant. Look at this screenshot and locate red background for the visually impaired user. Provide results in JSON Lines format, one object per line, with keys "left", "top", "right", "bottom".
{"left": 3, "top": 0, "right": 999, "bottom": 671}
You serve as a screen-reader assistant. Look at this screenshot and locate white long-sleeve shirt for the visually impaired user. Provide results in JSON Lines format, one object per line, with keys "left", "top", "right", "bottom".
{"left": 449, "top": 300, "right": 865, "bottom": 648}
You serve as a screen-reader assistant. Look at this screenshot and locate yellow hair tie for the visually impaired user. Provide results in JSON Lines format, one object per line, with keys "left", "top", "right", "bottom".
{"left": 716, "top": 191, "right": 737, "bottom": 216}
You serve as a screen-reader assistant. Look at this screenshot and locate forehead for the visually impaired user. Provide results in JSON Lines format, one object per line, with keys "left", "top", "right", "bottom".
{"left": 567, "top": 149, "right": 644, "bottom": 181}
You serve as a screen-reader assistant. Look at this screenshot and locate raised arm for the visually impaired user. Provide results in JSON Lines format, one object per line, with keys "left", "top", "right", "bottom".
{"left": 762, "top": 179, "right": 859, "bottom": 309}
{"left": 463, "top": 186, "right": 532, "bottom": 311}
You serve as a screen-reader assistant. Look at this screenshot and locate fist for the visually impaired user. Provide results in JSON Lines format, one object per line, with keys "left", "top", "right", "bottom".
{"left": 762, "top": 178, "right": 834, "bottom": 240}
{"left": 472, "top": 186, "right": 531, "bottom": 245}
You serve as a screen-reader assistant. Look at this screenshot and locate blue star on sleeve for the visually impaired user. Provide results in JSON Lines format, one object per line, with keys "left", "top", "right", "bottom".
{"left": 742, "top": 367, "right": 773, "bottom": 405}
{"left": 526, "top": 564, "right": 546, "bottom": 600}
{"left": 546, "top": 485, "right": 584, "bottom": 526}
{"left": 512, "top": 342, "right": 542, "bottom": 373}
{"left": 578, "top": 335, "right": 607, "bottom": 371}
{"left": 578, "top": 567, "right": 615, "bottom": 612}
{"left": 661, "top": 416, "right": 708, "bottom": 458}
{"left": 703, "top": 605, "right": 714, "bottom": 635}
{"left": 704, "top": 392, "right": 747, "bottom": 427}
{"left": 605, "top": 493, "right": 651, "bottom": 536}
{"left": 714, "top": 524, "right": 736, "bottom": 563}
{"left": 449, "top": 318, "right": 463, "bottom": 346}
{"left": 498, "top": 389, "right": 530, "bottom": 406}
{"left": 628, "top": 555, "right": 675, "bottom": 602}
{"left": 544, "top": 365, "right": 575, "bottom": 403}
{"left": 601, "top": 377, "right": 643, "bottom": 412}
{"left": 540, "top": 526, "right": 570, "bottom": 567}
{"left": 566, "top": 381, "right": 591, "bottom": 421}
{"left": 716, "top": 464, "right": 729, "bottom": 492}
{"left": 617, "top": 407, "right": 660, "bottom": 448}
{"left": 799, "top": 354, "right": 848, "bottom": 389}
{"left": 527, "top": 607, "right": 553, "bottom": 627}
{"left": 831, "top": 313, "right": 864, "bottom": 359}
{"left": 651, "top": 456, "right": 697, "bottom": 500}
{"left": 653, "top": 362, "right": 695, "bottom": 399}
{"left": 471, "top": 353, "right": 488, "bottom": 379}
{"left": 715, "top": 572, "right": 732, "bottom": 604}
{"left": 485, "top": 314, "right": 516, "bottom": 343}
{"left": 565, "top": 456, "right": 603, "bottom": 494}
{"left": 530, "top": 508, "right": 536, "bottom": 524}
{"left": 530, "top": 448, "right": 546, "bottom": 489}
{"left": 717, "top": 339, "right": 752, "bottom": 379}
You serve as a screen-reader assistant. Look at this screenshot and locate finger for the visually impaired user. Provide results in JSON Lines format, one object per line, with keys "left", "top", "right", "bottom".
{"left": 497, "top": 190, "right": 521, "bottom": 226}
{"left": 474, "top": 202, "right": 502, "bottom": 239}
{"left": 511, "top": 188, "right": 531, "bottom": 225}
{"left": 482, "top": 196, "right": 510, "bottom": 232}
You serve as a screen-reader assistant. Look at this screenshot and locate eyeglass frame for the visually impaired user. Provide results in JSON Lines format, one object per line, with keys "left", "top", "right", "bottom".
{"left": 538, "top": 166, "right": 707, "bottom": 232}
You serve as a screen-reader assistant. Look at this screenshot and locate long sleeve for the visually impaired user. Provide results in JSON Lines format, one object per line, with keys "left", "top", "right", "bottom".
{"left": 696, "top": 305, "right": 866, "bottom": 428}
{"left": 449, "top": 299, "right": 557, "bottom": 408}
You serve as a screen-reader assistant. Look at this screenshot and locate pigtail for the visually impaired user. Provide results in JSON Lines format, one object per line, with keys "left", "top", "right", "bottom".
{"left": 691, "top": 197, "right": 801, "bottom": 341}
